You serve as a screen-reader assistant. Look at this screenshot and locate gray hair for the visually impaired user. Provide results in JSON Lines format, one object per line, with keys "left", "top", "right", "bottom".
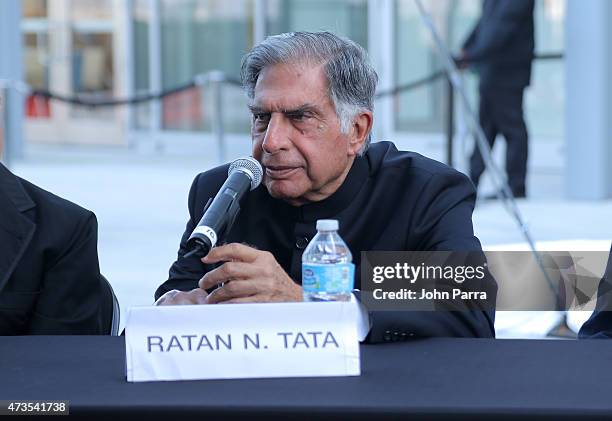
{"left": 241, "top": 31, "right": 378, "bottom": 155}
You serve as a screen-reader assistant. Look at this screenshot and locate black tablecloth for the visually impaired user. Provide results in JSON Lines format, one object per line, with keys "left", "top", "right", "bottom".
{"left": 1, "top": 336, "right": 611, "bottom": 420}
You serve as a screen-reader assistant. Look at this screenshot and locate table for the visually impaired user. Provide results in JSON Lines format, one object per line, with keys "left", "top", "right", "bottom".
{"left": 1, "top": 336, "right": 611, "bottom": 420}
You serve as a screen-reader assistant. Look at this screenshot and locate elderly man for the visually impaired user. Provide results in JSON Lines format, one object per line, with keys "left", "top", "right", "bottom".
{"left": 155, "top": 31, "right": 496, "bottom": 341}
{"left": 0, "top": 102, "right": 107, "bottom": 334}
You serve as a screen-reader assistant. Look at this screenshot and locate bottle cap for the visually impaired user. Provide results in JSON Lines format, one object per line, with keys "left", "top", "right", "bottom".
{"left": 316, "top": 219, "right": 339, "bottom": 231}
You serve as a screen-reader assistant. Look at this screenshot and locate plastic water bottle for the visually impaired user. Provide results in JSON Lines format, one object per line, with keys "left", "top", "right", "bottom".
{"left": 302, "top": 219, "right": 355, "bottom": 302}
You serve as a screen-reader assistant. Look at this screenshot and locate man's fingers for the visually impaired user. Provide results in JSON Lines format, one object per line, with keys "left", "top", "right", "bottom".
{"left": 223, "top": 296, "right": 261, "bottom": 304}
{"left": 205, "top": 280, "right": 259, "bottom": 304}
{"left": 155, "top": 289, "right": 180, "bottom": 305}
{"left": 186, "top": 288, "right": 209, "bottom": 304}
{"left": 198, "top": 261, "right": 253, "bottom": 290}
{"left": 202, "top": 243, "right": 261, "bottom": 264}
{"left": 156, "top": 288, "right": 208, "bottom": 305}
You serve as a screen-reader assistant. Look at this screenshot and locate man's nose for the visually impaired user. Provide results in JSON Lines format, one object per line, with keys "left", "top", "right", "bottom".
{"left": 262, "top": 114, "right": 291, "bottom": 154}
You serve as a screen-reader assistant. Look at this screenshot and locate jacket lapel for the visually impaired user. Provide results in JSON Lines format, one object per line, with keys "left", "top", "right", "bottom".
{"left": 0, "top": 163, "right": 36, "bottom": 292}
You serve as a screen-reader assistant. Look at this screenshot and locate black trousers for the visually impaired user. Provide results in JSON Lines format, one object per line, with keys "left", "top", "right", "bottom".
{"left": 469, "top": 85, "right": 529, "bottom": 197}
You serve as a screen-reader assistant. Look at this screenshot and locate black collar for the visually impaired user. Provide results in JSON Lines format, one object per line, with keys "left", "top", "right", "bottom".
{"left": 258, "top": 156, "right": 370, "bottom": 223}
{"left": 298, "top": 156, "right": 369, "bottom": 222}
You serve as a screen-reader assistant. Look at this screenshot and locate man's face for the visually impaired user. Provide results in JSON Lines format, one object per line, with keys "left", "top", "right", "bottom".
{"left": 250, "top": 62, "right": 362, "bottom": 206}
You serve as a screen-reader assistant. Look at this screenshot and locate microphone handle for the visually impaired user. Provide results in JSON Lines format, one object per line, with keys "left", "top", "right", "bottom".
{"left": 183, "top": 241, "right": 211, "bottom": 259}
{"left": 185, "top": 171, "right": 251, "bottom": 259}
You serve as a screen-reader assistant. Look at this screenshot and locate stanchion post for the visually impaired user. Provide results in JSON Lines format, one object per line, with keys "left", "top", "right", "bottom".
{"left": 0, "top": 83, "right": 10, "bottom": 168}
{"left": 209, "top": 70, "right": 226, "bottom": 164}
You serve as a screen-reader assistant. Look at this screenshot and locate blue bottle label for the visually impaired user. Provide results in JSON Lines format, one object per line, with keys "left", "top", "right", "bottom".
{"left": 302, "top": 263, "right": 355, "bottom": 293}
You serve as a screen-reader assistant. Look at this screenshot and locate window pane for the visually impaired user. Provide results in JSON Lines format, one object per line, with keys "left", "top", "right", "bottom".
{"left": 70, "top": 30, "right": 115, "bottom": 120}
{"left": 527, "top": 0, "right": 565, "bottom": 138}
{"left": 266, "top": 0, "right": 368, "bottom": 49}
{"left": 394, "top": 0, "right": 450, "bottom": 132}
{"left": 23, "top": 1, "right": 51, "bottom": 119}
{"left": 61, "top": 0, "right": 116, "bottom": 120}
{"left": 23, "top": 0, "right": 48, "bottom": 18}
{"left": 70, "top": 0, "right": 113, "bottom": 21}
{"left": 72, "top": 32, "right": 114, "bottom": 94}
{"left": 160, "top": 0, "right": 254, "bottom": 132}
{"left": 24, "top": 34, "right": 49, "bottom": 90}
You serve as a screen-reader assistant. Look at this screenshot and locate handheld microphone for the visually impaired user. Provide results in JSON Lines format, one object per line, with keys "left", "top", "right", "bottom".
{"left": 185, "top": 157, "right": 263, "bottom": 259}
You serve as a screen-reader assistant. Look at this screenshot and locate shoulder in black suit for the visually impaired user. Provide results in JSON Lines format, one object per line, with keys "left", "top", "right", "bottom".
{"left": 0, "top": 163, "right": 106, "bottom": 334}
{"left": 579, "top": 245, "right": 612, "bottom": 339}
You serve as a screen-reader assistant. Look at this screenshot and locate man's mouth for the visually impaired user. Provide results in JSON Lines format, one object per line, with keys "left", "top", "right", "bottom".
{"left": 265, "top": 165, "right": 300, "bottom": 179}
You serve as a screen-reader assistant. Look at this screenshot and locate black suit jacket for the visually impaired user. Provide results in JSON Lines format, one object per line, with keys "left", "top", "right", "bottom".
{"left": 156, "top": 142, "right": 496, "bottom": 342}
{"left": 0, "top": 163, "right": 105, "bottom": 335}
{"left": 579, "top": 245, "right": 612, "bottom": 339}
{"left": 462, "top": 0, "right": 535, "bottom": 89}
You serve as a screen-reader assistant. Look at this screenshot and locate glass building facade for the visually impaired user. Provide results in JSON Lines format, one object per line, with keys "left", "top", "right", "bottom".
{"left": 20, "top": 0, "right": 566, "bottom": 161}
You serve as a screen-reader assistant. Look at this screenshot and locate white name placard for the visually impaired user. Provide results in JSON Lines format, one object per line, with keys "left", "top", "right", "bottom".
{"left": 125, "top": 301, "right": 360, "bottom": 382}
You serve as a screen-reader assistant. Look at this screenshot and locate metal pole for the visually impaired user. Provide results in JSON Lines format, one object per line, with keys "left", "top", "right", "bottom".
{"left": 123, "top": 0, "right": 136, "bottom": 148}
{"left": 0, "top": 84, "right": 9, "bottom": 167}
{"left": 148, "top": 0, "right": 162, "bottom": 151}
{"left": 0, "top": 0, "right": 24, "bottom": 164}
{"left": 254, "top": 0, "right": 268, "bottom": 44}
{"left": 209, "top": 70, "right": 226, "bottom": 164}
{"left": 445, "top": 76, "right": 454, "bottom": 167}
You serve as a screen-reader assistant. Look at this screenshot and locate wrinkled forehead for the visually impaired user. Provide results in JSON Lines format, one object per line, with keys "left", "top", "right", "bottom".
{"left": 251, "top": 61, "right": 331, "bottom": 110}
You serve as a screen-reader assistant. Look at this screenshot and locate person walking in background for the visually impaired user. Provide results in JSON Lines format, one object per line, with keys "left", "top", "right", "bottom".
{"left": 458, "top": 0, "right": 535, "bottom": 199}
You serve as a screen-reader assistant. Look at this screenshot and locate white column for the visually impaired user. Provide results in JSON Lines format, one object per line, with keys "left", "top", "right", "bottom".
{"left": 254, "top": 0, "right": 268, "bottom": 44}
{"left": 48, "top": 0, "right": 71, "bottom": 137}
{"left": 119, "top": 0, "right": 136, "bottom": 146}
{"left": 148, "top": 0, "right": 162, "bottom": 150}
{"left": 0, "top": 0, "right": 24, "bottom": 163}
{"left": 368, "top": 0, "right": 394, "bottom": 143}
{"left": 565, "top": 0, "right": 612, "bottom": 199}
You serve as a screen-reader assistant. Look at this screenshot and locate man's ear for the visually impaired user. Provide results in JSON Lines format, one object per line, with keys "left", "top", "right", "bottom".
{"left": 348, "top": 110, "right": 373, "bottom": 156}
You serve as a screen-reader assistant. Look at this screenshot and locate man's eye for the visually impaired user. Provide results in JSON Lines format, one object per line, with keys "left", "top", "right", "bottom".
{"left": 289, "top": 113, "right": 309, "bottom": 122}
{"left": 254, "top": 114, "right": 270, "bottom": 123}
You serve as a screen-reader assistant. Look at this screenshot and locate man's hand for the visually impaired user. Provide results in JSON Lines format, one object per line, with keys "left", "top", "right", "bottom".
{"left": 155, "top": 288, "right": 208, "bottom": 305}
{"left": 199, "top": 243, "right": 303, "bottom": 304}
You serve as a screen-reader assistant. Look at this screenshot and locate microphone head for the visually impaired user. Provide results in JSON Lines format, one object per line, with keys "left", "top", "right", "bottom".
{"left": 228, "top": 157, "right": 263, "bottom": 191}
